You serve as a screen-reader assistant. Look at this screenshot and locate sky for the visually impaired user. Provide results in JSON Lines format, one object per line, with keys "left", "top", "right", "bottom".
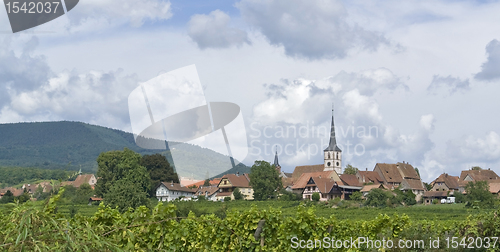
{"left": 1, "top": 0, "right": 500, "bottom": 182}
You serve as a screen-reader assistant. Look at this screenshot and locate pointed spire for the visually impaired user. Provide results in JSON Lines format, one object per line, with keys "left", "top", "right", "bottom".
{"left": 324, "top": 105, "right": 342, "bottom": 152}
{"left": 273, "top": 147, "right": 280, "bottom": 167}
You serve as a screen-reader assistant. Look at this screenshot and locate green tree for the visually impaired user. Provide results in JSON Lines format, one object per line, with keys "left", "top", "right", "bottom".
{"left": 0, "top": 190, "right": 14, "bottom": 203}
{"left": 233, "top": 188, "right": 244, "bottom": 200}
{"left": 311, "top": 192, "right": 320, "bottom": 202}
{"left": 365, "top": 188, "right": 390, "bottom": 207}
{"left": 73, "top": 183, "right": 94, "bottom": 204}
{"left": 224, "top": 196, "right": 231, "bottom": 202}
{"left": 104, "top": 179, "right": 149, "bottom": 213}
{"left": 344, "top": 164, "right": 359, "bottom": 175}
{"left": 95, "top": 149, "right": 151, "bottom": 212}
{"left": 249, "top": 161, "right": 282, "bottom": 201}
{"left": 350, "top": 191, "right": 363, "bottom": 201}
{"left": 203, "top": 179, "right": 211, "bottom": 186}
{"left": 471, "top": 166, "right": 482, "bottom": 170}
{"left": 465, "top": 180, "right": 495, "bottom": 208}
{"left": 95, "top": 148, "right": 150, "bottom": 197}
{"left": 404, "top": 190, "right": 417, "bottom": 206}
{"left": 140, "top": 153, "right": 179, "bottom": 196}
{"left": 415, "top": 168, "right": 421, "bottom": 178}
{"left": 423, "top": 182, "right": 433, "bottom": 191}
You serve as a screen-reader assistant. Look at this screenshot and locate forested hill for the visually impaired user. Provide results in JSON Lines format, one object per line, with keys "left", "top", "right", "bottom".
{"left": 0, "top": 121, "right": 249, "bottom": 178}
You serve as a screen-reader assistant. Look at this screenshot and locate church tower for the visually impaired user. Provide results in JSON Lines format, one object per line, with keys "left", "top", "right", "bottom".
{"left": 273, "top": 149, "right": 281, "bottom": 174}
{"left": 324, "top": 107, "right": 342, "bottom": 174}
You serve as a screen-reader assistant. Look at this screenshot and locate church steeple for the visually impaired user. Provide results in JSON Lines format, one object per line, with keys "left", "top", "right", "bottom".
{"left": 273, "top": 148, "right": 281, "bottom": 174}
{"left": 324, "top": 105, "right": 342, "bottom": 174}
{"left": 324, "top": 106, "right": 342, "bottom": 152}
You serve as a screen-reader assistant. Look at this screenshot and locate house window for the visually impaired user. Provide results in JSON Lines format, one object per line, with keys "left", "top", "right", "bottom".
{"left": 224, "top": 181, "right": 227, "bottom": 185}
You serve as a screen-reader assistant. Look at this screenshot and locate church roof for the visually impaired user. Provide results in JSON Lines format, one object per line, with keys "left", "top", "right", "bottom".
{"left": 324, "top": 111, "right": 342, "bottom": 152}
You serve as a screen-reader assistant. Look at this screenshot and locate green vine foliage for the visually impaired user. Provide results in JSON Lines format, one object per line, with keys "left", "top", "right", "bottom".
{"left": 1, "top": 190, "right": 500, "bottom": 251}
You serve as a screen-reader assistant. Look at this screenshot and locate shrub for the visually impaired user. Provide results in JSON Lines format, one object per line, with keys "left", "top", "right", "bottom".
{"left": 311, "top": 192, "right": 320, "bottom": 202}
{"left": 233, "top": 188, "right": 243, "bottom": 200}
{"left": 224, "top": 196, "right": 231, "bottom": 202}
{"left": 350, "top": 191, "right": 363, "bottom": 201}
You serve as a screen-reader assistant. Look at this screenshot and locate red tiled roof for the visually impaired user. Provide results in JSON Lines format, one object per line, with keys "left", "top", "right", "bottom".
{"left": 460, "top": 169, "right": 500, "bottom": 182}
{"left": 357, "top": 171, "right": 383, "bottom": 184}
{"left": 308, "top": 177, "right": 339, "bottom": 194}
{"left": 396, "top": 162, "right": 420, "bottom": 179}
{"left": 361, "top": 184, "right": 387, "bottom": 192}
{"left": 432, "top": 173, "right": 460, "bottom": 190}
{"left": 375, "top": 163, "right": 403, "bottom": 183}
{"left": 196, "top": 185, "right": 219, "bottom": 196}
{"left": 73, "top": 174, "right": 96, "bottom": 188}
{"left": 402, "top": 179, "right": 425, "bottom": 190}
{"left": 291, "top": 171, "right": 338, "bottom": 189}
{"left": 489, "top": 183, "right": 500, "bottom": 193}
{"left": 185, "top": 178, "right": 222, "bottom": 188}
{"left": 158, "top": 182, "right": 197, "bottom": 193}
{"left": 291, "top": 164, "right": 324, "bottom": 181}
{"left": 340, "top": 174, "right": 362, "bottom": 187}
{"left": 220, "top": 174, "right": 251, "bottom": 188}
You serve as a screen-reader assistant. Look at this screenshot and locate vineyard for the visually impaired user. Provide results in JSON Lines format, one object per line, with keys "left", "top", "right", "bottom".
{"left": 0, "top": 189, "right": 499, "bottom": 251}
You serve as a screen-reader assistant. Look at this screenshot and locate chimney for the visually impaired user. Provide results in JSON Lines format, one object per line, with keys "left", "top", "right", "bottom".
{"left": 366, "top": 168, "right": 368, "bottom": 171}
{"left": 236, "top": 172, "right": 239, "bottom": 177}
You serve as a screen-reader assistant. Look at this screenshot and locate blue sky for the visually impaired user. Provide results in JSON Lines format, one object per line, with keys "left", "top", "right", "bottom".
{"left": 1, "top": 0, "right": 500, "bottom": 182}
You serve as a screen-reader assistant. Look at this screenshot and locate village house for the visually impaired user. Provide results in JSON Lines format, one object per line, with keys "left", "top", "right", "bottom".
{"left": 216, "top": 173, "right": 253, "bottom": 200}
{"left": 430, "top": 173, "right": 460, "bottom": 193}
{"left": 373, "top": 162, "right": 425, "bottom": 201}
{"left": 155, "top": 182, "right": 196, "bottom": 202}
{"left": 302, "top": 176, "right": 362, "bottom": 201}
{"left": 458, "top": 169, "right": 500, "bottom": 192}
{"left": 61, "top": 174, "right": 98, "bottom": 188}
{"left": 184, "top": 178, "right": 222, "bottom": 189}
{"left": 356, "top": 169, "right": 384, "bottom": 185}
{"left": 195, "top": 185, "right": 219, "bottom": 201}
{"left": 422, "top": 191, "right": 449, "bottom": 205}
{"left": 292, "top": 170, "right": 342, "bottom": 195}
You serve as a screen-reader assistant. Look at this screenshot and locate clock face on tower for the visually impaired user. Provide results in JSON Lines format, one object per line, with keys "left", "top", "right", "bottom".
{"left": 327, "top": 162, "right": 331, "bottom": 166}
{"left": 336, "top": 162, "right": 339, "bottom": 166}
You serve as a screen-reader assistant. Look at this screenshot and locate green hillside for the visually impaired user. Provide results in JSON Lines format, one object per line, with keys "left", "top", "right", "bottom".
{"left": 0, "top": 121, "right": 249, "bottom": 179}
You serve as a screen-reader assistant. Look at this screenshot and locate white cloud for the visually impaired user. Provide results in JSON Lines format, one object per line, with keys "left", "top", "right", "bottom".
{"left": 327, "top": 68, "right": 407, "bottom": 96}
{"left": 71, "top": 0, "right": 172, "bottom": 27}
{"left": 250, "top": 70, "right": 434, "bottom": 171}
{"left": 475, "top": 39, "right": 500, "bottom": 81}
{"left": 427, "top": 75, "right": 470, "bottom": 95}
{"left": 0, "top": 37, "right": 52, "bottom": 107}
{"left": 445, "top": 131, "right": 500, "bottom": 163}
{"left": 2, "top": 69, "right": 140, "bottom": 131}
{"left": 188, "top": 10, "right": 250, "bottom": 49}
{"left": 237, "top": 0, "right": 389, "bottom": 60}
